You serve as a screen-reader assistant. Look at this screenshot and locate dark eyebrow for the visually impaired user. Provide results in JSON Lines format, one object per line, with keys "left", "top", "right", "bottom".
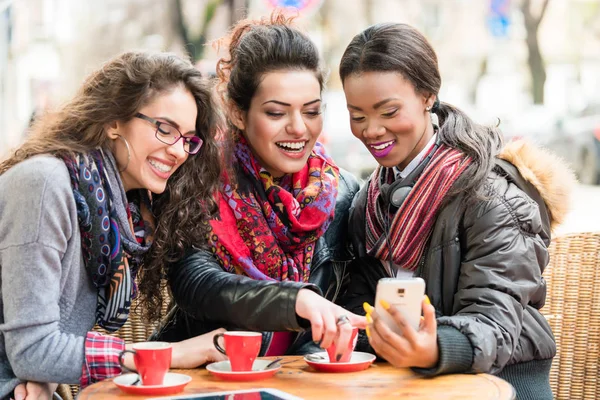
{"left": 373, "top": 98, "right": 398, "bottom": 109}
{"left": 158, "top": 117, "right": 196, "bottom": 135}
{"left": 303, "top": 99, "right": 321, "bottom": 106}
{"left": 262, "top": 99, "right": 321, "bottom": 106}
{"left": 347, "top": 98, "right": 399, "bottom": 112}
{"left": 158, "top": 116, "right": 180, "bottom": 128}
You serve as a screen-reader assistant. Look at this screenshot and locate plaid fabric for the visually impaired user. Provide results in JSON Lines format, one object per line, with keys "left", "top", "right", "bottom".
{"left": 80, "top": 331, "right": 125, "bottom": 388}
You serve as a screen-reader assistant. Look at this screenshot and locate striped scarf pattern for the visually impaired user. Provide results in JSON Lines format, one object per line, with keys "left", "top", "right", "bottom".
{"left": 365, "top": 144, "right": 471, "bottom": 271}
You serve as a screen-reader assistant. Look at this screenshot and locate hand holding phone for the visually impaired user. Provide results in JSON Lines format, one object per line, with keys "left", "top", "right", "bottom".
{"left": 374, "top": 277, "right": 425, "bottom": 336}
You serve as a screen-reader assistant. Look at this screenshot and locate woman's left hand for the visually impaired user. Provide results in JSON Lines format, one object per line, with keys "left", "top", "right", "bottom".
{"left": 365, "top": 296, "right": 439, "bottom": 369}
{"left": 171, "top": 328, "right": 228, "bottom": 369}
{"left": 12, "top": 381, "right": 57, "bottom": 400}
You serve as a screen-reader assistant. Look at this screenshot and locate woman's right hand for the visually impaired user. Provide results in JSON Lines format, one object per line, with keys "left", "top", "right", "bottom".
{"left": 295, "top": 289, "right": 367, "bottom": 359}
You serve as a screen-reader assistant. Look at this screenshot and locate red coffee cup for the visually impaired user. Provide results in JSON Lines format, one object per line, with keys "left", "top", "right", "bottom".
{"left": 326, "top": 327, "right": 358, "bottom": 363}
{"left": 118, "top": 342, "right": 172, "bottom": 385}
{"left": 213, "top": 331, "right": 262, "bottom": 371}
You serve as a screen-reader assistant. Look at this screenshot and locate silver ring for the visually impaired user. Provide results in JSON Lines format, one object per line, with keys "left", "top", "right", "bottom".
{"left": 336, "top": 314, "right": 351, "bottom": 326}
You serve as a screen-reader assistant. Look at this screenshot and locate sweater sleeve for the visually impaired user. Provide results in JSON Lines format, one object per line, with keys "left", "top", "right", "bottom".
{"left": 0, "top": 158, "right": 88, "bottom": 384}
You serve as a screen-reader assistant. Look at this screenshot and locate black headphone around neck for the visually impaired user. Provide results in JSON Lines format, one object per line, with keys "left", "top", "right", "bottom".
{"left": 379, "top": 128, "right": 441, "bottom": 210}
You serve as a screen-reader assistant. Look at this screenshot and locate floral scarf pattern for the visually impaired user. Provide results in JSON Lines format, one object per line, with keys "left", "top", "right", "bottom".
{"left": 208, "top": 137, "right": 339, "bottom": 282}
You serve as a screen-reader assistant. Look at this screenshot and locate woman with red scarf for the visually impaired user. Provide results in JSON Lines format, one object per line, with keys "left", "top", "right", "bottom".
{"left": 153, "top": 13, "right": 366, "bottom": 359}
{"left": 338, "top": 24, "right": 574, "bottom": 399}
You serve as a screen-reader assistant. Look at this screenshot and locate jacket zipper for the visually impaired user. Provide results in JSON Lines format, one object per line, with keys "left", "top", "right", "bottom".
{"left": 416, "top": 244, "right": 428, "bottom": 278}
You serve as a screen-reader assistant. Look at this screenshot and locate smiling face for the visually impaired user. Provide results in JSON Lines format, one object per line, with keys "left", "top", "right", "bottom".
{"left": 235, "top": 70, "right": 323, "bottom": 177}
{"left": 343, "top": 71, "right": 435, "bottom": 169}
{"left": 108, "top": 85, "right": 197, "bottom": 193}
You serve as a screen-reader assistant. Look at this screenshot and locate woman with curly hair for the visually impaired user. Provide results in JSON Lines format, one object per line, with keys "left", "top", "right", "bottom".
{"left": 0, "top": 51, "right": 226, "bottom": 399}
{"left": 154, "top": 12, "right": 366, "bottom": 359}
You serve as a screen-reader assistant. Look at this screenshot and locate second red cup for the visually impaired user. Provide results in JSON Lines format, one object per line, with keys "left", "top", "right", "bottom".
{"left": 326, "top": 327, "right": 358, "bottom": 363}
{"left": 213, "top": 331, "right": 262, "bottom": 371}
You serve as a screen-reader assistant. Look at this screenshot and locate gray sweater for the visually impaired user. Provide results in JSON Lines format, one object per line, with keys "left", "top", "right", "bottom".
{"left": 0, "top": 156, "right": 97, "bottom": 398}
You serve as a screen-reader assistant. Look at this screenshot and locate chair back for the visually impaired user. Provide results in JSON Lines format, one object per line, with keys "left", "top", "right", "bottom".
{"left": 541, "top": 232, "right": 600, "bottom": 400}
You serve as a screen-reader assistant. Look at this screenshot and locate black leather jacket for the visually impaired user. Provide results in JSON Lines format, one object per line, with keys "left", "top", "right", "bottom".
{"left": 152, "top": 170, "right": 359, "bottom": 356}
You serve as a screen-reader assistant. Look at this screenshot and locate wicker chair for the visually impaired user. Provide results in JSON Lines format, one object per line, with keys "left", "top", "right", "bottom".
{"left": 56, "top": 287, "right": 171, "bottom": 400}
{"left": 541, "top": 232, "right": 600, "bottom": 400}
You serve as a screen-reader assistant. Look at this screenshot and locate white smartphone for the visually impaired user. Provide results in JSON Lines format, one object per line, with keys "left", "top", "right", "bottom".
{"left": 374, "top": 277, "right": 426, "bottom": 335}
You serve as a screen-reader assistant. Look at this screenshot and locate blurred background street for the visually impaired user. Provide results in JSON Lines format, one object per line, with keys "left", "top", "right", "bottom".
{"left": 1, "top": 0, "right": 599, "bottom": 232}
{"left": 558, "top": 184, "right": 600, "bottom": 234}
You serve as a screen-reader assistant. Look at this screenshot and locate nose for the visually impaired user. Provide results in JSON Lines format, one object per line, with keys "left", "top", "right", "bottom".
{"left": 362, "top": 119, "right": 385, "bottom": 140}
{"left": 286, "top": 111, "right": 308, "bottom": 137}
{"left": 165, "top": 138, "right": 188, "bottom": 162}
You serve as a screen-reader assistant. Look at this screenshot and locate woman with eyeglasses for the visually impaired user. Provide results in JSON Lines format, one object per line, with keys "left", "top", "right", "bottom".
{"left": 152, "top": 12, "right": 366, "bottom": 359}
{"left": 0, "top": 51, "right": 227, "bottom": 399}
{"left": 336, "top": 24, "right": 575, "bottom": 399}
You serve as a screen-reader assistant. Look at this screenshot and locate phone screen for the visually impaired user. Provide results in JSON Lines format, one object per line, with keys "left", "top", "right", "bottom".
{"left": 149, "top": 389, "right": 298, "bottom": 400}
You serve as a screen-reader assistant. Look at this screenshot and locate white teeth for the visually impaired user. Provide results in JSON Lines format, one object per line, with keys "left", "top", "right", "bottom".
{"left": 370, "top": 141, "right": 394, "bottom": 150}
{"left": 148, "top": 159, "right": 173, "bottom": 173}
{"left": 276, "top": 141, "right": 306, "bottom": 151}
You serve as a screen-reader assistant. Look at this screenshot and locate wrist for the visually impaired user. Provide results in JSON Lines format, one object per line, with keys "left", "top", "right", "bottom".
{"left": 170, "top": 341, "right": 182, "bottom": 368}
{"left": 420, "top": 342, "right": 439, "bottom": 368}
{"left": 295, "top": 288, "right": 310, "bottom": 313}
{"left": 122, "top": 343, "right": 136, "bottom": 371}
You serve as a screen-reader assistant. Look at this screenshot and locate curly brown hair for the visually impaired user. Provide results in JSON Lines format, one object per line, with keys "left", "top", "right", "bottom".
{"left": 0, "top": 51, "right": 222, "bottom": 323}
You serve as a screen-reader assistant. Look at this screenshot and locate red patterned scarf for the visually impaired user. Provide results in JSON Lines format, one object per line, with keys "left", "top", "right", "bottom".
{"left": 366, "top": 144, "right": 471, "bottom": 271}
{"left": 208, "top": 136, "right": 339, "bottom": 282}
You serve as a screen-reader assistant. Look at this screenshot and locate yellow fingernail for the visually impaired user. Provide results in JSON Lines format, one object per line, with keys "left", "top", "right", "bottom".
{"left": 379, "top": 299, "right": 391, "bottom": 310}
{"left": 363, "top": 302, "right": 374, "bottom": 314}
{"left": 366, "top": 314, "right": 373, "bottom": 324}
{"left": 366, "top": 326, "right": 371, "bottom": 338}
{"left": 425, "top": 295, "right": 431, "bottom": 305}
{"left": 420, "top": 316, "right": 425, "bottom": 322}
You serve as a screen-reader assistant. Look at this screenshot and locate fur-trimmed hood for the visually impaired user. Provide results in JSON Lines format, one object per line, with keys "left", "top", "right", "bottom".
{"left": 498, "top": 140, "right": 577, "bottom": 232}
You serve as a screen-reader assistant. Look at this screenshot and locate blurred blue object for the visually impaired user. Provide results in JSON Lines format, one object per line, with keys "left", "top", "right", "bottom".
{"left": 488, "top": 0, "right": 511, "bottom": 38}
{"left": 265, "top": 0, "right": 322, "bottom": 12}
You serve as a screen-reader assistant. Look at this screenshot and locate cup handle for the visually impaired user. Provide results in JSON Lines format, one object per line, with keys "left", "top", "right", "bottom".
{"left": 118, "top": 349, "right": 137, "bottom": 374}
{"left": 213, "top": 333, "right": 226, "bottom": 355}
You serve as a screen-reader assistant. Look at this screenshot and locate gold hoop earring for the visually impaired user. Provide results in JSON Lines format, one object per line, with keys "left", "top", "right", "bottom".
{"left": 114, "top": 134, "right": 131, "bottom": 172}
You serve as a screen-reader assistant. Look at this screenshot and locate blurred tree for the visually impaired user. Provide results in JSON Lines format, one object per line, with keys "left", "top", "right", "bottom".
{"left": 225, "top": 0, "right": 248, "bottom": 25}
{"left": 172, "top": 0, "right": 220, "bottom": 61}
{"left": 520, "top": 0, "right": 550, "bottom": 105}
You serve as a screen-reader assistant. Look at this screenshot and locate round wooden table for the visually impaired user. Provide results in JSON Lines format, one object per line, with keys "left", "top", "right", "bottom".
{"left": 78, "top": 356, "right": 515, "bottom": 399}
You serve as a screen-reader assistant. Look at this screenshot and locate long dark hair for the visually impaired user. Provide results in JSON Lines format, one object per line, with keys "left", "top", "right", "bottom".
{"left": 215, "top": 11, "right": 326, "bottom": 141}
{"left": 0, "top": 51, "right": 222, "bottom": 323}
{"left": 339, "top": 23, "right": 503, "bottom": 199}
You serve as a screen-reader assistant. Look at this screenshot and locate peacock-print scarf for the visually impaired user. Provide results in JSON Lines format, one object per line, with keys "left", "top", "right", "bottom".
{"left": 62, "top": 149, "right": 153, "bottom": 331}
